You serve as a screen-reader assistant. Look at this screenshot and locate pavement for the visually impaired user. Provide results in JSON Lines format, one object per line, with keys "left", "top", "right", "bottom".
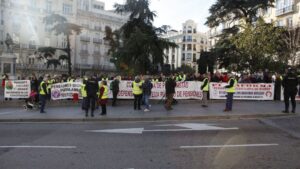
{"left": 0, "top": 100, "right": 297, "bottom": 122}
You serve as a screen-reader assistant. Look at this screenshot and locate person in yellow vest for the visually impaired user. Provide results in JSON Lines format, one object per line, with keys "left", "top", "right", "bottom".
{"left": 80, "top": 78, "right": 87, "bottom": 110}
{"left": 132, "top": 76, "right": 143, "bottom": 110}
{"left": 224, "top": 74, "right": 238, "bottom": 112}
{"left": 39, "top": 77, "right": 48, "bottom": 113}
{"left": 99, "top": 80, "right": 109, "bottom": 116}
{"left": 201, "top": 73, "right": 210, "bottom": 107}
{"left": 47, "top": 77, "right": 54, "bottom": 100}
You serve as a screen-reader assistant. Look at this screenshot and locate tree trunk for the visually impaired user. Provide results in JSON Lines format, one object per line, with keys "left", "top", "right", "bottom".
{"left": 66, "top": 35, "right": 72, "bottom": 76}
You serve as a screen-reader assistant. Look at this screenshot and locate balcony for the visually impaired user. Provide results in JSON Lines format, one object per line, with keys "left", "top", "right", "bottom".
{"left": 93, "top": 38, "right": 102, "bottom": 44}
{"left": 94, "top": 26, "right": 102, "bottom": 31}
{"left": 75, "top": 64, "right": 116, "bottom": 71}
{"left": 276, "top": 5, "right": 295, "bottom": 16}
{"left": 16, "top": 64, "right": 68, "bottom": 71}
{"left": 80, "top": 36, "right": 90, "bottom": 42}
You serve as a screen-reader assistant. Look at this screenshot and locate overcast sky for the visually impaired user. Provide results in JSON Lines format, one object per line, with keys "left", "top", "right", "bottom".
{"left": 100, "top": 0, "right": 216, "bottom": 32}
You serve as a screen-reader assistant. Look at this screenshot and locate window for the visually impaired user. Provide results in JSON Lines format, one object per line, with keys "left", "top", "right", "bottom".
{"left": 78, "top": 0, "right": 89, "bottom": 11}
{"left": 186, "top": 35, "right": 192, "bottom": 42}
{"left": 46, "top": 1, "right": 52, "bottom": 13}
{"left": 287, "top": 17, "right": 293, "bottom": 27}
{"left": 187, "top": 26, "right": 192, "bottom": 33}
{"left": 182, "top": 44, "right": 185, "bottom": 50}
{"left": 63, "top": 4, "right": 72, "bottom": 15}
{"left": 182, "top": 53, "right": 185, "bottom": 61}
{"left": 193, "top": 54, "right": 196, "bottom": 62}
{"left": 3, "top": 63, "right": 11, "bottom": 74}
{"left": 193, "top": 44, "right": 196, "bottom": 51}
{"left": 187, "top": 44, "right": 192, "bottom": 50}
{"left": 186, "top": 53, "right": 192, "bottom": 61}
{"left": 277, "top": 20, "right": 284, "bottom": 26}
{"left": 93, "top": 4, "right": 104, "bottom": 10}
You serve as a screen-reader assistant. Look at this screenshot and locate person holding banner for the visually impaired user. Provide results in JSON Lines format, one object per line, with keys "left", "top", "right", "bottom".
{"left": 39, "top": 77, "right": 48, "bottom": 113}
{"left": 201, "top": 74, "right": 209, "bottom": 107}
{"left": 224, "top": 74, "right": 237, "bottom": 112}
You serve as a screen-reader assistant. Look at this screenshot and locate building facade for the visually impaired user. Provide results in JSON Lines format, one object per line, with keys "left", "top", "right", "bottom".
{"left": 163, "top": 20, "right": 210, "bottom": 72}
{"left": 0, "top": 0, "right": 127, "bottom": 77}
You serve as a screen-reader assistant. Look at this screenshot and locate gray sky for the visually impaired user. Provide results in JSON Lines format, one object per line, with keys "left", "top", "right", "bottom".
{"left": 100, "top": 0, "right": 216, "bottom": 32}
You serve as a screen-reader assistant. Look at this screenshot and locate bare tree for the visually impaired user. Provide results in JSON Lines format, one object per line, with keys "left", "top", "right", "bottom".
{"left": 281, "top": 26, "right": 300, "bottom": 65}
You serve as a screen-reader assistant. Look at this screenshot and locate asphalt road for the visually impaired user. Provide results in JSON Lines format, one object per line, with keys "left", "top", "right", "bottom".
{"left": 0, "top": 118, "right": 300, "bottom": 169}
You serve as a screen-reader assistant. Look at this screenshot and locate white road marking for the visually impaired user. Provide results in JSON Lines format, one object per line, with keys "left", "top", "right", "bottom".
{"left": 0, "top": 146, "right": 77, "bottom": 149}
{"left": 0, "top": 110, "right": 24, "bottom": 115}
{"left": 86, "top": 123, "right": 238, "bottom": 134}
{"left": 180, "top": 144, "right": 279, "bottom": 149}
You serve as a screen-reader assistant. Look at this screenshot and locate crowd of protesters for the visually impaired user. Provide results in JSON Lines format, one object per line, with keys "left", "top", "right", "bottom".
{"left": 0, "top": 68, "right": 294, "bottom": 116}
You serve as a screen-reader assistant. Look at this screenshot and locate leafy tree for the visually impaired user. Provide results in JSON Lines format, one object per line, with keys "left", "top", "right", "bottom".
{"left": 206, "top": 0, "right": 274, "bottom": 28}
{"left": 231, "top": 18, "right": 285, "bottom": 72}
{"left": 280, "top": 26, "right": 300, "bottom": 65}
{"left": 37, "top": 47, "right": 69, "bottom": 70}
{"left": 198, "top": 51, "right": 217, "bottom": 74}
{"left": 106, "top": 0, "right": 177, "bottom": 74}
{"left": 43, "top": 14, "right": 81, "bottom": 76}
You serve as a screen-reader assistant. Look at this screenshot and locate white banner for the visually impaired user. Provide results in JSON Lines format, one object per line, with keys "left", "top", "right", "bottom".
{"left": 210, "top": 83, "right": 274, "bottom": 100}
{"left": 4, "top": 80, "right": 31, "bottom": 98}
{"left": 116, "top": 81, "right": 203, "bottom": 100}
{"left": 51, "top": 82, "right": 82, "bottom": 100}
{"left": 50, "top": 81, "right": 203, "bottom": 100}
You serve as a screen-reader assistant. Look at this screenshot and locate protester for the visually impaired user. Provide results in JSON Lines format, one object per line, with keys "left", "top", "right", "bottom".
{"left": 80, "top": 77, "right": 87, "bottom": 110}
{"left": 99, "top": 80, "right": 109, "bottom": 116}
{"left": 39, "top": 76, "right": 48, "bottom": 113}
{"left": 224, "top": 74, "right": 237, "bottom": 112}
{"left": 201, "top": 73, "right": 209, "bottom": 107}
{"left": 165, "top": 74, "right": 176, "bottom": 111}
{"left": 142, "top": 77, "right": 153, "bottom": 112}
{"left": 274, "top": 73, "right": 282, "bottom": 101}
{"left": 85, "top": 76, "right": 99, "bottom": 117}
{"left": 282, "top": 68, "right": 298, "bottom": 114}
{"left": 132, "top": 76, "right": 143, "bottom": 110}
{"left": 110, "top": 76, "right": 120, "bottom": 106}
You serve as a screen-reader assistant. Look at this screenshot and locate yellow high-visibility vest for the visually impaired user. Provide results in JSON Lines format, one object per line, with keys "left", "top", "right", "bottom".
{"left": 102, "top": 78, "right": 108, "bottom": 81}
{"left": 80, "top": 84, "right": 87, "bottom": 98}
{"left": 202, "top": 78, "right": 209, "bottom": 92}
{"left": 101, "top": 85, "right": 109, "bottom": 99}
{"left": 226, "top": 78, "right": 237, "bottom": 93}
{"left": 132, "top": 81, "right": 143, "bottom": 95}
{"left": 39, "top": 81, "right": 46, "bottom": 95}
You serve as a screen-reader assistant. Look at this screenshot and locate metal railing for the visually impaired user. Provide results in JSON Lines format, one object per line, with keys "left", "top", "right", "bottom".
{"left": 276, "top": 5, "right": 295, "bottom": 16}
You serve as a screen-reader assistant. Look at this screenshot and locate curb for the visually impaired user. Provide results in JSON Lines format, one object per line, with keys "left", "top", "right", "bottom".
{"left": 0, "top": 113, "right": 292, "bottom": 123}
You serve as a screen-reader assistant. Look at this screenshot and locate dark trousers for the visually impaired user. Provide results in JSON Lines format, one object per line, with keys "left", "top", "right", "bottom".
{"left": 284, "top": 91, "right": 296, "bottom": 112}
{"left": 225, "top": 93, "right": 234, "bottom": 110}
{"left": 112, "top": 90, "right": 119, "bottom": 106}
{"left": 39, "top": 94, "right": 47, "bottom": 113}
{"left": 81, "top": 97, "right": 86, "bottom": 110}
{"left": 165, "top": 93, "right": 174, "bottom": 109}
{"left": 133, "top": 94, "right": 142, "bottom": 110}
{"left": 101, "top": 104, "right": 107, "bottom": 115}
{"left": 85, "top": 96, "right": 97, "bottom": 116}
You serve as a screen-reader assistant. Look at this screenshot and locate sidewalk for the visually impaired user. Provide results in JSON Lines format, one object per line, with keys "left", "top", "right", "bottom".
{"left": 0, "top": 100, "right": 295, "bottom": 122}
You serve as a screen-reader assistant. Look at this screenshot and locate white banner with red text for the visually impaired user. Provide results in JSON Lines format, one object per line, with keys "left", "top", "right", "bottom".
{"left": 50, "top": 81, "right": 203, "bottom": 100}
{"left": 209, "top": 83, "right": 274, "bottom": 100}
